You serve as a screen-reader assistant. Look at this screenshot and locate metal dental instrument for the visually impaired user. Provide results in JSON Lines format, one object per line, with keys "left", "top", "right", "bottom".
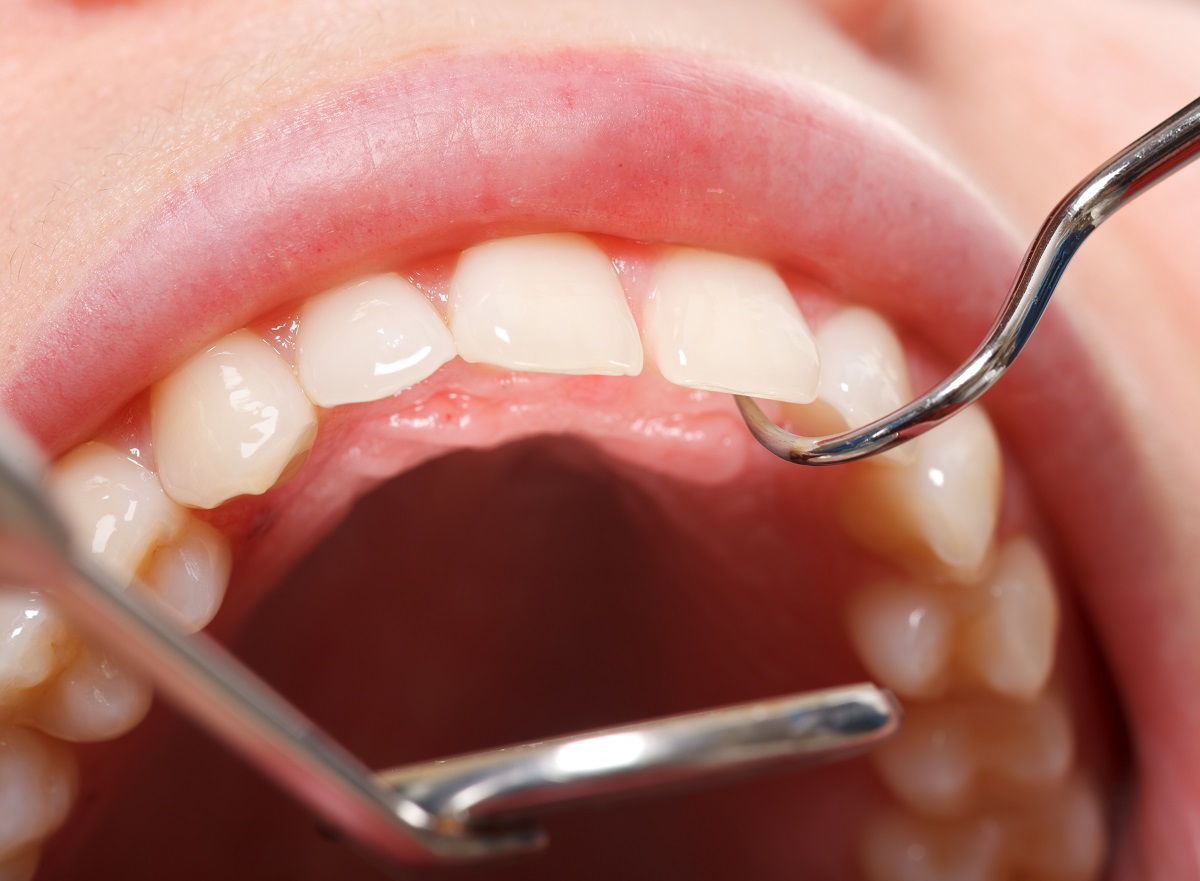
{"left": 0, "top": 410, "right": 900, "bottom": 868}
{"left": 739, "top": 95, "right": 1200, "bottom": 465}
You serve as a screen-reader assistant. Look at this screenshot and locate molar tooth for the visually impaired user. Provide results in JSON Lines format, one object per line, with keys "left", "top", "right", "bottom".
{"left": 23, "top": 646, "right": 151, "bottom": 742}
{"left": 142, "top": 519, "right": 231, "bottom": 633}
{"left": 837, "top": 406, "right": 1001, "bottom": 576}
{"left": 861, "top": 809, "right": 1005, "bottom": 881}
{"left": 0, "top": 725, "right": 76, "bottom": 864}
{"left": 296, "top": 274, "right": 457, "bottom": 407}
{"left": 959, "top": 537, "right": 1059, "bottom": 700}
{"left": 848, "top": 581, "right": 953, "bottom": 699}
{"left": 46, "top": 442, "right": 186, "bottom": 584}
{"left": 644, "top": 248, "right": 819, "bottom": 402}
{"left": 152, "top": 330, "right": 318, "bottom": 509}
{"left": 448, "top": 233, "right": 642, "bottom": 376}
{"left": 873, "top": 696, "right": 1073, "bottom": 817}
{"left": 1005, "top": 774, "right": 1104, "bottom": 880}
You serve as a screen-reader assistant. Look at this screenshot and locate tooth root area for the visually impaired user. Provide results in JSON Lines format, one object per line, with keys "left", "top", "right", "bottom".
{"left": 46, "top": 442, "right": 187, "bottom": 584}
{"left": 848, "top": 581, "right": 953, "bottom": 699}
{"left": 296, "top": 273, "right": 457, "bottom": 407}
{"left": 141, "top": 518, "right": 231, "bottom": 633}
{"left": 873, "top": 694, "right": 1073, "bottom": 817}
{"left": 151, "top": 329, "right": 318, "bottom": 510}
{"left": 22, "top": 646, "right": 151, "bottom": 742}
{"left": 644, "top": 247, "right": 820, "bottom": 402}
{"left": 837, "top": 405, "right": 1002, "bottom": 576}
{"left": 0, "top": 724, "right": 77, "bottom": 862}
{"left": 448, "top": 233, "right": 643, "bottom": 376}
{"left": 959, "top": 536, "right": 1060, "bottom": 700}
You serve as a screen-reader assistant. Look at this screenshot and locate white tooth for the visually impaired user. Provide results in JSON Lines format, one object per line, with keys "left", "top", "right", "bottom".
{"left": 1008, "top": 774, "right": 1105, "bottom": 880}
{"left": 787, "top": 307, "right": 916, "bottom": 463}
{"left": 448, "top": 233, "right": 642, "bottom": 375}
{"left": 24, "top": 647, "right": 151, "bottom": 742}
{"left": 644, "top": 247, "right": 819, "bottom": 402}
{"left": 0, "top": 591, "right": 74, "bottom": 704}
{"left": 0, "top": 725, "right": 76, "bottom": 862}
{"left": 152, "top": 330, "right": 318, "bottom": 509}
{"left": 960, "top": 537, "right": 1059, "bottom": 700}
{"left": 296, "top": 274, "right": 457, "bottom": 407}
{"left": 837, "top": 405, "right": 1001, "bottom": 575}
{"left": 860, "top": 810, "right": 1005, "bottom": 881}
{"left": 873, "top": 702, "right": 973, "bottom": 817}
{"left": 848, "top": 581, "right": 953, "bottom": 699}
{"left": 46, "top": 442, "right": 186, "bottom": 584}
{"left": 141, "top": 518, "right": 231, "bottom": 633}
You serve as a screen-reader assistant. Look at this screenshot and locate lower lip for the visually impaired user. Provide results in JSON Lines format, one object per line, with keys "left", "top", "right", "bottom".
{"left": 2, "top": 48, "right": 1020, "bottom": 456}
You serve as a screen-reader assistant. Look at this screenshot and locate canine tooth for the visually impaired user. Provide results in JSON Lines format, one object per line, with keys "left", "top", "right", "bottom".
{"left": 152, "top": 330, "right": 318, "bottom": 509}
{"left": 860, "top": 809, "right": 1004, "bottom": 881}
{"left": 24, "top": 647, "right": 151, "bottom": 742}
{"left": 448, "top": 233, "right": 642, "bottom": 375}
{"left": 786, "top": 307, "right": 915, "bottom": 464}
{"left": 873, "top": 696, "right": 1072, "bottom": 816}
{"left": 0, "top": 591, "right": 74, "bottom": 704}
{"left": 644, "top": 248, "right": 819, "bottom": 402}
{"left": 959, "top": 537, "right": 1059, "bottom": 700}
{"left": 0, "top": 725, "right": 76, "bottom": 862}
{"left": 142, "top": 519, "right": 231, "bottom": 633}
{"left": 837, "top": 406, "right": 1001, "bottom": 575}
{"left": 848, "top": 581, "right": 953, "bottom": 698}
{"left": 46, "top": 443, "right": 186, "bottom": 584}
{"left": 296, "top": 274, "right": 457, "bottom": 407}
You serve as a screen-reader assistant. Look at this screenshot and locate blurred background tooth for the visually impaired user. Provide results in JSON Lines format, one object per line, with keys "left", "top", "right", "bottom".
{"left": 0, "top": 848, "right": 41, "bottom": 881}
{"left": 860, "top": 809, "right": 1004, "bottom": 881}
{"left": 644, "top": 247, "right": 819, "bottom": 402}
{"left": 297, "top": 274, "right": 457, "bottom": 407}
{"left": 448, "top": 233, "right": 642, "bottom": 375}
{"left": 0, "top": 724, "right": 76, "bottom": 863}
{"left": 141, "top": 519, "right": 230, "bottom": 633}
{"left": 46, "top": 443, "right": 186, "bottom": 584}
{"left": 23, "top": 646, "right": 151, "bottom": 742}
{"left": 0, "top": 591, "right": 74, "bottom": 706}
{"left": 959, "top": 537, "right": 1059, "bottom": 700}
{"left": 836, "top": 406, "right": 1001, "bottom": 576}
{"left": 1006, "top": 774, "right": 1104, "bottom": 880}
{"left": 848, "top": 580, "right": 952, "bottom": 698}
{"left": 875, "top": 696, "right": 1073, "bottom": 817}
{"left": 152, "top": 330, "right": 318, "bottom": 509}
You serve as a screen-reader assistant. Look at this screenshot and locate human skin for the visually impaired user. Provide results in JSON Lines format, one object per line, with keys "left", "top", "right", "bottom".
{"left": 2, "top": 0, "right": 1200, "bottom": 878}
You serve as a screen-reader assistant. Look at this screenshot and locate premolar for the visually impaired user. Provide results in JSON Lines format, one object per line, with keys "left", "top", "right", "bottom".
{"left": 448, "top": 233, "right": 643, "bottom": 376}
{"left": 46, "top": 443, "right": 186, "bottom": 584}
{"left": 836, "top": 406, "right": 1002, "bottom": 576}
{"left": 151, "top": 330, "right": 318, "bottom": 509}
{"left": 644, "top": 247, "right": 820, "bottom": 402}
{"left": 0, "top": 724, "right": 76, "bottom": 870}
{"left": 296, "top": 274, "right": 457, "bottom": 407}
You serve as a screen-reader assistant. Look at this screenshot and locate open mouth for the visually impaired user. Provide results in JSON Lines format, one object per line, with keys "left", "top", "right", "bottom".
{"left": 0, "top": 49, "right": 1146, "bottom": 879}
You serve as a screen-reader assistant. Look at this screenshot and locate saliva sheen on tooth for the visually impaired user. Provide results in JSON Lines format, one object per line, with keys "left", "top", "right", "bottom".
{"left": 5, "top": 231, "right": 1093, "bottom": 879}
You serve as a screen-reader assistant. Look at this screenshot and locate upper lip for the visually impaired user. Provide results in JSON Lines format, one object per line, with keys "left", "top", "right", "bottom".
{"left": 3, "top": 47, "right": 1026, "bottom": 454}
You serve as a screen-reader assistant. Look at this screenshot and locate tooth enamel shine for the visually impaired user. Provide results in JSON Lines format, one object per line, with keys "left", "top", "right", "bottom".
{"left": 151, "top": 330, "right": 318, "bottom": 509}
{"left": 296, "top": 274, "right": 457, "bottom": 407}
{"left": 644, "top": 247, "right": 820, "bottom": 403}
{"left": 448, "top": 233, "right": 643, "bottom": 376}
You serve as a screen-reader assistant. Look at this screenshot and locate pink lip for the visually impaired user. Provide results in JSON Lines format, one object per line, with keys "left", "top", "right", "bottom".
{"left": 2, "top": 48, "right": 1024, "bottom": 453}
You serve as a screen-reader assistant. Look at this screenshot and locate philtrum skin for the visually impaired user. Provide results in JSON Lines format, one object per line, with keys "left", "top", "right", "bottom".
{"left": 3, "top": 2, "right": 1200, "bottom": 878}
